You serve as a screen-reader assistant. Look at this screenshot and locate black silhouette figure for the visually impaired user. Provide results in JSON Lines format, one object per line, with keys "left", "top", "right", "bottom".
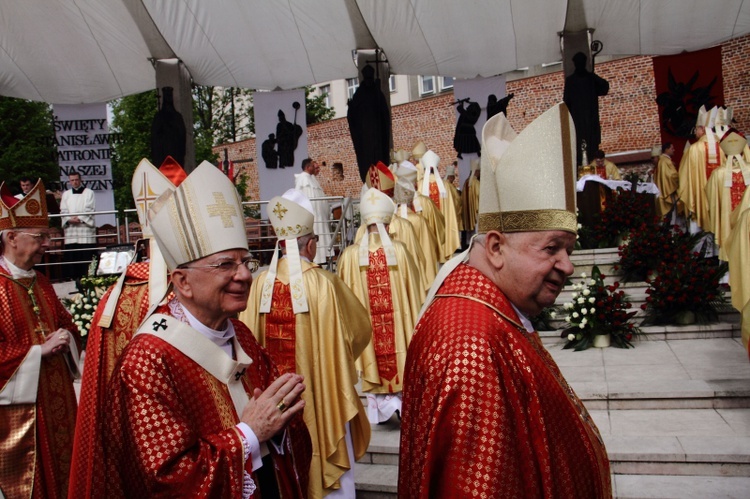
{"left": 486, "top": 93, "right": 515, "bottom": 120}
{"left": 563, "top": 52, "right": 610, "bottom": 166}
{"left": 655, "top": 69, "right": 718, "bottom": 139}
{"left": 276, "top": 106, "right": 303, "bottom": 168}
{"left": 261, "top": 133, "right": 278, "bottom": 169}
{"left": 453, "top": 99, "right": 481, "bottom": 159}
{"left": 347, "top": 64, "right": 392, "bottom": 182}
{"left": 151, "top": 87, "right": 187, "bottom": 168}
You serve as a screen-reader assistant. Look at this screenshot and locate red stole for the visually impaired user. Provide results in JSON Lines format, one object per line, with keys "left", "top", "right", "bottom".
{"left": 428, "top": 180, "right": 442, "bottom": 209}
{"left": 264, "top": 280, "right": 298, "bottom": 375}
{"left": 730, "top": 170, "right": 747, "bottom": 210}
{"left": 366, "top": 248, "right": 398, "bottom": 386}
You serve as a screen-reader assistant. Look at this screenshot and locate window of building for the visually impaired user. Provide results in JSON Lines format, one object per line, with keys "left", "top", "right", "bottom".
{"left": 347, "top": 78, "right": 359, "bottom": 99}
{"left": 389, "top": 75, "right": 397, "bottom": 93}
{"left": 419, "top": 76, "right": 435, "bottom": 95}
{"left": 440, "top": 76, "right": 454, "bottom": 90}
{"left": 319, "top": 84, "right": 331, "bottom": 108}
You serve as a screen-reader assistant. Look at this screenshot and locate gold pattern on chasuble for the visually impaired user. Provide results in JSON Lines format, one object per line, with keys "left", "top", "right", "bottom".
{"left": 207, "top": 192, "right": 239, "bottom": 228}
{"left": 107, "top": 283, "right": 149, "bottom": 378}
{"left": 265, "top": 281, "right": 297, "bottom": 374}
{"left": 367, "top": 249, "right": 398, "bottom": 383}
{"left": 428, "top": 181, "right": 441, "bottom": 209}
{"left": 202, "top": 371, "right": 241, "bottom": 427}
{"left": 0, "top": 406, "right": 36, "bottom": 499}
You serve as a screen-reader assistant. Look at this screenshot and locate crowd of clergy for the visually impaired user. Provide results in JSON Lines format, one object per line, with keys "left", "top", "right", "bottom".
{"left": 2, "top": 99, "right": 748, "bottom": 499}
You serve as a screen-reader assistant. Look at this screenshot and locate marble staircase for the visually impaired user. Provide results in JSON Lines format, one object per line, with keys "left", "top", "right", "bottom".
{"left": 353, "top": 249, "right": 750, "bottom": 498}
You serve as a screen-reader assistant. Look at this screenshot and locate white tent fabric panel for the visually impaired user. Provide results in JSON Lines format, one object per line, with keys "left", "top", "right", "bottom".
{"left": 1, "top": 0, "right": 749, "bottom": 104}
{"left": 0, "top": 0, "right": 156, "bottom": 103}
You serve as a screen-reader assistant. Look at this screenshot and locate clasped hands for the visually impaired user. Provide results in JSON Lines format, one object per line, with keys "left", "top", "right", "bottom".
{"left": 240, "top": 373, "right": 306, "bottom": 443}
{"left": 42, "top": 329, "right": 71, "bottom": 357}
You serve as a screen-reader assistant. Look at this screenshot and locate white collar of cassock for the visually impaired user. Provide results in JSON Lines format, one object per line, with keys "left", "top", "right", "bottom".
{"left": 1, "top": 255, "right": 36, "bottom": 279}
{"left": 177, "top": 300, "right": 236, "bottom": 357}
{"left": 510, "top": 303, "right": 535, "bottom": 333}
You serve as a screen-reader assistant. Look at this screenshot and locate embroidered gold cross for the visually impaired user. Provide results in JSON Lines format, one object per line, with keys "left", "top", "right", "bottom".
{"left": 366, "top": 189, "right": 380, "bottom": 205}
{"left": 273, "top": 202, "right": 288, "bottom": 219}
{"left": 207, "top": 192, "right": 238, "bottom": 228}
{"left": 135, "top": 171, "right": 161, "bottom": 225}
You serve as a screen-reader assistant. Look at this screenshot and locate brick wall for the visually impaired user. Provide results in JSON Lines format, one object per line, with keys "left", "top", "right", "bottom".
{"left": 217, "top": 34, "right": 750, "bottom": 200}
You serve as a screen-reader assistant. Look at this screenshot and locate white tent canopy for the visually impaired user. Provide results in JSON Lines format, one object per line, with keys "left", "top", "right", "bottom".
{"left": 2, "top": 0, "right": 750, "bottom": 104}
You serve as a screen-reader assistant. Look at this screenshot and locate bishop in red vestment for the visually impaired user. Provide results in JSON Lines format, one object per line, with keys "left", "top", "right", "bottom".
{"left": 100, "top": 162, "right": 312, "bottom": 498}
{"left": 399, "top": 104, "right": 611, "bottom": 498}
{"left": 0, "top": 180, "right": 81, "bottom": 499}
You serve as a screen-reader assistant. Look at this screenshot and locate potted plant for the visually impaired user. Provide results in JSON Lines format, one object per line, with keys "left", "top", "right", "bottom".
{"left": 561, "top": 266, "right": 640, "bottom": 350}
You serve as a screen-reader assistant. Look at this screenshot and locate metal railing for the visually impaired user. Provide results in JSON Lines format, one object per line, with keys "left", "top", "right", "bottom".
{"left": 38, "top": 197, "right": 361, "bottom": 280}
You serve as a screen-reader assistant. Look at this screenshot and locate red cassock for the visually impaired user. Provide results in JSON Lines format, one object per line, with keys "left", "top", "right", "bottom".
{"left": 398, "top": 264, "right": 612, "bottom": 498}
{"left": 68, "top": 262, "right": 151, "bottom": 498}
{"left": 102, "top": 308, "right": 312, "bottom": 498}
{"left": 0, "top": 264, "right": 81, "bottom": 499}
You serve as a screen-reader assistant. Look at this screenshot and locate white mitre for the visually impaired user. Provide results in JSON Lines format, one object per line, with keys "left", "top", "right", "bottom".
{"left": 359, "top": 187, "right": 397, "bottom": 266}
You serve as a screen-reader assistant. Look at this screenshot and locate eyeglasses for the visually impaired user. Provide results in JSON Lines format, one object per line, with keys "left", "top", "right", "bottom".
{"left": 18, "top": 232, "right": 50, "bottom": 242}
{"left": 181, "top": 258, "right": 260, "bottom": 275}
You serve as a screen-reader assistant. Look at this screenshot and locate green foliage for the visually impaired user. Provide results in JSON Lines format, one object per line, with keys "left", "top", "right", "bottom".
{"left": 110, "top": 90, "right": 158, "bottom": 212}
{"left": 0, "top": 96, "right": 59, "bottom": 191}
{"left": 304, "top": 86, "right": 335, "bottom": 124}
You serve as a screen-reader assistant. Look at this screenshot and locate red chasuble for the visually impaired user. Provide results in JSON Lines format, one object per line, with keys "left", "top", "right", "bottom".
{"left": 103, "top": 309, "right": 311, "bottom": 498}
{"left": 399, "top": 264, "right": 611, "bottom": 498}
{"left": 0, "top": 264, "right": 80, "bottom": 499}
{"left": 68, "top": 262, "right": 151, "bottom": 498}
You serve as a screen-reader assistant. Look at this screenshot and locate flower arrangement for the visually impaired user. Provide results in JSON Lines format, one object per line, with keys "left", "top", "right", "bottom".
{"left": 65, "top": 274, "right": 119, "bottom": 349}
{"left": 561, "top": 266, "right": 640, "bottom": 350}
{"left": 641, "top": 238, "right": 728, "bottom": 325}
{"left": 594, "top": 173, "right": 658, "bottom": 248}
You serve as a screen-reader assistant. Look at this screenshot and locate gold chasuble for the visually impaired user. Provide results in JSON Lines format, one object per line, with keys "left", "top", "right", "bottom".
{"left": 445, "top": 180, "right": 463, "bottom": 231}
{"left": 706, "top": 163, "right": 750, "bottom": 260}
{"left": 679, "top": 135, "right": 725, "bottom": 229}
{"left": 725, "top": 195, "right": 750, "bottom": 313}
{"left": 0, "top": 261, "right": 81, "bottom": 499}
{"left": 103, "top": 306, "right": 311, "bottom": 498}
{"left": 355, "top": 217, "right": 431, "bottom": 293}
{"left": 654, "top": 154, "right": 682, "bottom": 218}
{"left": 337, "top": 234, "right": 425, "bottom": 393}
{"left": 425, "top": 173, "right": 461, "bottom": 258}
{"left": 461, "top": 176, "right": 480, "bottom": 232}
{"left": 242, "top": 258, "right": 372, "bottom": 499}
{"left": 399, "top": 265, "right": 611, "bottom": 498}
{"left": 414, "top": 193, "right": 446, "bottom": 262}
{"left": 69, "top": 262, "right": 152, "bottom": 498}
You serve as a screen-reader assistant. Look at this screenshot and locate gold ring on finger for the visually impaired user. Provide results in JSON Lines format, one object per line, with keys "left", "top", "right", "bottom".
{"left": 277, "top": 400, "right": 287, "bottom": 412}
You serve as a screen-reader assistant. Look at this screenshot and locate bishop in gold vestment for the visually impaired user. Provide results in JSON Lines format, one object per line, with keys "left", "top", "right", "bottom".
{"left": 242, "top": 189, "right": 372, "bottom": 499}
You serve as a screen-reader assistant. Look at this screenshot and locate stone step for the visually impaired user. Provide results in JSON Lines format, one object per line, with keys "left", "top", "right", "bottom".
{"left": 538, "top": 322, "right": 742, "bottom": 345}
{"left": 355, "top": 471, "right": 750, "bottom": 499}
{"left": 357, "top": 411, "right": 750, "bottom": 478}
{"left": 613, "top": 474, "right": 750, "bottom": 498}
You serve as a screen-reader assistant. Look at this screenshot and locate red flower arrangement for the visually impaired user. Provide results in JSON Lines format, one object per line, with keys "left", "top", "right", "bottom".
{"left": 641, "top": 237, "right": 728, "bottom": 325}
{"left": 594, "top": 174, "right": 658, "bottom": 248}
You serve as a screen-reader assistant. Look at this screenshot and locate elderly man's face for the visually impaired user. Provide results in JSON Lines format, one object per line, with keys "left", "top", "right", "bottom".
{"left": 496, "top": 230, "right": 575, "bottom": 316}
{"left": 5, "top": 229, "right": 50, "bottom": 270}
{"left": 177, "top": 249, "right": 254, "bottom": 328}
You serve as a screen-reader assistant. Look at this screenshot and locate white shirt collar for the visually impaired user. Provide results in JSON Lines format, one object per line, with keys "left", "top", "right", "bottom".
{"left": 179, "top": 302, "right": 236, "bottom": 357}
{"left": 510, "top": 303, "right": 535, "bottom": 333}
{"left": 1, "top": 256, "right": 36, "bottom": 279}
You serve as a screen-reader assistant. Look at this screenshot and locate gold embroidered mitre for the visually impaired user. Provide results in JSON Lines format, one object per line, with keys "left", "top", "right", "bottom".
{"left": 479, "top": 102, "right": 577, "bottom": 235}
{"left": 365, "top": 162, "right": 396, "bottom": 197}
{"left": 148, "top": 161, "right": 248, "bottom": 270}
{"left": 0, "top": 179, "right": 48, "bottom": 230}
